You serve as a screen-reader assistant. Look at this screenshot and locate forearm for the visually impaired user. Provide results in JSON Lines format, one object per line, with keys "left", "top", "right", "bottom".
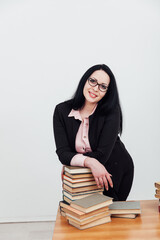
{"left": 84, "top": 157, "right": 99, "bottom": 169}
{"left": 70, "top": 154, "right": 87, "bottom": 167}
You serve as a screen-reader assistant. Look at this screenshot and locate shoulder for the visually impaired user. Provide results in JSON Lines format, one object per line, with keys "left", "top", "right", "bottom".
{"left": 54, "top": 99, "right": 73, "bottom": 116}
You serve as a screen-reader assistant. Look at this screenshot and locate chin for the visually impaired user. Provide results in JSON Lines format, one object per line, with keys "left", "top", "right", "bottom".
{"left": 86, "top": 98, "right": 98, "bottom": 104}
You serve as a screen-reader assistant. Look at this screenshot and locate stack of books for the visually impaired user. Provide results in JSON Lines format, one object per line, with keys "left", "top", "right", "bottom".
{"left": 62, "top": 166, "right": 104, "bottom": 203}
{"left": 154, "top": 181, "right": 160, "bottom": 212}
{"left": 109, "top": 201, "right": 141, "bottom": 219}
{"left": 59, "top": 193, "right": 113, "bottom": 229}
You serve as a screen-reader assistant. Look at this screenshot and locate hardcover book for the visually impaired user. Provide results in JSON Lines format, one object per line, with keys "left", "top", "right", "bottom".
{"left": 63, "top": 179, "right": 96, "bottom": 188}
{"left": 70, "top": 193, "right": 113, "bottom": 213}
{"left": 64, "top": 166, "right": 92, "bottom": 174}
{"left": 109, "top": 201, "right": 141, "bottom": 215}
{"left": 63, "top": 183, "right": 103, "bottom": 193}
{"left": 155, "top": 194, "right": 160, "bottom": 199}
{"left": 66, "top": 211, "right": 110, "bottom": 225}
{"left": 65, "top": 171, "right": 93, "bottom": 179}
{"left": 111, "top": 213, "right": 137, "bottom": 219}
{"left": 69, "top": 216, "right": 111, "bottom": 230}
{"left": 156, "top": 189, "right": 160, "bottom": 195}
{"left": 63, "top": 174, "right": 95, "bottom": 183}
{"left": 59, "top": 201, "right": 109, "bottom": 220}
{"left": 155, "top": 182, "right": 160, "bottom": 189}
{"left": 63, "top": 189, "right": 103, "bottom": 201}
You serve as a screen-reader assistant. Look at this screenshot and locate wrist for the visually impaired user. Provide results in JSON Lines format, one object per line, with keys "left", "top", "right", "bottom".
{"left": 84, "top": 157, "right": 96, "bottom": 168}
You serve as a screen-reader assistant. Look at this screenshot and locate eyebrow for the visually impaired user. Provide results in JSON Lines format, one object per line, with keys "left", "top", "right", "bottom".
{"left": 91, "top": 77, "right": 108, "bottom": 85}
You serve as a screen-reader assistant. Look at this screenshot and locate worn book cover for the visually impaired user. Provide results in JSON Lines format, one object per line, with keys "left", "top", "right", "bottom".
{"left": 155, "top": 182, "right": 160, "bottom": 189}
{"left": 70, "top": 193, "right": 113, "bottom": 213}
{"left": 65, "top": 171, "right": 93, "bottom": 179}
{"left": 63, "top": 195, "right": 72, "bottom": 204}
{"left": 156, "top": 189, "right": 160, "bottom": 195}
{"left": 111, "top": 213, "right": 137, "bottom": 219}
{"left": 60, "top": 200, "right": 109, "bottom": 220}
{"left": 63, "top": 183, "right": 103, "bottom": 193}
{"left": 155, "top": 194, "right": 160, "bottom": 199}
{"left": 63, "top": 179, "right": 96, "bottom": 188}
{"left": 66, "top": 211, "right": 110, "bottom": 225}
{"left": 64, "top": 166, "right": 92, "bottom": 174}
{"left": 69, "top": 216, "right": 111, "bottom": 230}
{"left": 63, "top": 175, "right": 95, "bottom": 183}
{"left": 63, "top": 189, "right": 103, "bottom": 201}
{"left": 109, "top": 201, "right": 141, "bottom": 214}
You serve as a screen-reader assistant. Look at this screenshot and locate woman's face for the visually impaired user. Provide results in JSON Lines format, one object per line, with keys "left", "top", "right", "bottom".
{"left": 83, "top": 70, "right": 110, "bottom": 105}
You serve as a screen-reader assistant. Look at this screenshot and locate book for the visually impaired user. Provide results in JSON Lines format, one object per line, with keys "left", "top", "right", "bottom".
{"left": 156, "top": 189, "right": 160, "bottom": 194}
{"left": 155, "top": 194, "right": 160, "bottom": 199}
{"left": 59, "top": 201, "right": 109, "bottom": 220}
{"left": 63, "top": 179, "right": 96, "bottom": 188}
{"left": 155, "top": 182, "right": 160, "bottom": 189}
{"left": 111, "top": 214, "right": 137, "bottom": 219}
{"left": 70, "top": 193, "right": 113, "bottom": 213}
{"left": 64, "top": 195, "right": 75, "bottom": 204}
{"left": 64, "top": 166, "right": 92, "bottom": 174}
{"left": 109, "top": 201, "right": 141, "bottom": 215}
{"left": 63, "top": 174, "right": 95, "bottom": 183}
{"left": 60, "top": 208, "right": 66, "bottom": 217}
{"left": 63, "top": 195, "right": 72, "bottom": 204}
{"left": 65, "top": 171, "right": 93, "bottom": 179}
{"left": 66, "top": 211, "right": 110, "bottom": 225}
{"left": 63, "top": 189, "right": 103, "bottom": 201}
{"left": 63, "top": 183, "right": 103, "bottom": 193}
{"left": 69, "top": 216, "right": 111, "bottom": 230}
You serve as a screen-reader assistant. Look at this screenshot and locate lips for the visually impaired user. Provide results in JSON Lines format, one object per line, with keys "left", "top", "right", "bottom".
{"left": 89, "top": 91, "right": 97, "bottom": 98}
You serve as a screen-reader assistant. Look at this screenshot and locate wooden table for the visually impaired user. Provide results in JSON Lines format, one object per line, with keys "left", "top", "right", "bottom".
{"left": 52, "top": 200, "right": 160, "bottom": 240}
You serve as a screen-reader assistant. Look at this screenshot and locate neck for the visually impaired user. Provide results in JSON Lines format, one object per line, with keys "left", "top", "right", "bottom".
{"left": 81, "top": 101, "right": 97, "bottom": 114}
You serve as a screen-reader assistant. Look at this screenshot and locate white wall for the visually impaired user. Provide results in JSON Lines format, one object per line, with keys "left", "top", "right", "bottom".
{"left": 0, "top": 0, "right": 160, "bottom": 222}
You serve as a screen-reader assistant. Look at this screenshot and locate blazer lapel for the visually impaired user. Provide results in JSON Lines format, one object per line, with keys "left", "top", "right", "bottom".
{"left": 68, "top": 117, "right": 81, "bottom": 151}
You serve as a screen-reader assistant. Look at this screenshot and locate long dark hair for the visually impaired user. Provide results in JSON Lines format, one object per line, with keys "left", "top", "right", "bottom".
{"left": 71, "top": 64, "right": 123, "bottom": 134}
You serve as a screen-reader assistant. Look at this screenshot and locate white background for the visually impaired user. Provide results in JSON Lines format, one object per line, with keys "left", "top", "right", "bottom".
{"left": 0, "top": 0, "right": 160, "bottom": 222}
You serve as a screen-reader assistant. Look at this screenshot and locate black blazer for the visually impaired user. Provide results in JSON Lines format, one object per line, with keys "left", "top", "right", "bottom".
{"left": 53, "top": 100, "right": 131, "bottom": 169}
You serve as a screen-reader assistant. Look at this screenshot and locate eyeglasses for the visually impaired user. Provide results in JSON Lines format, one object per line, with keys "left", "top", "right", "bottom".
{"left": 88, "top": 78, "right": 109, "bottom": 92}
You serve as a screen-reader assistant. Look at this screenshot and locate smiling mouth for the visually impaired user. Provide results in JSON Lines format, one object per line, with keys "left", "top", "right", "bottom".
{"left": 89, "top": 91, "right": 97, "bottom": 98}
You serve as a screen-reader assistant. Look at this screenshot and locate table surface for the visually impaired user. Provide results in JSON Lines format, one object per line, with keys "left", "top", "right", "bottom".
{"left": 52, "top": 200, "right": 160, "bottom": 240}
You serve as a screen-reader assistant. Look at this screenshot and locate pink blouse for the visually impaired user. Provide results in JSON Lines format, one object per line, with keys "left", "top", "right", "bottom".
{"left": 68, "top": 105, "right": 97, "bottom": 167}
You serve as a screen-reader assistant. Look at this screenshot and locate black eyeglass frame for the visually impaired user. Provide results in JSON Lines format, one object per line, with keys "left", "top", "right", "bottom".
{"left": 87, "top": 78, "right": 109, "bottom": 92}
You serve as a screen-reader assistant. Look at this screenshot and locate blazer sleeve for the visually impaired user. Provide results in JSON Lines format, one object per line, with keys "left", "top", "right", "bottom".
{"left": 53, "top": 105, "right": 77, "bottom": 166}
{"left": 83, "top": 107, "right": 120, "bottom": 166}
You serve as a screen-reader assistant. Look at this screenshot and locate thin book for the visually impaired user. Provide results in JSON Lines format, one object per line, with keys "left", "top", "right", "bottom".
{"left": 64, "top": 166, "right": 92, "bottom": 174}
{"left": 109, "top": 201, "right": 141, "bottom": 215}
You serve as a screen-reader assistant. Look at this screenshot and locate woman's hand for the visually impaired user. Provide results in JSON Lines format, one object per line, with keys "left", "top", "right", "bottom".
{"left": 84, "top": 157, "right": 113, "bottom": 190}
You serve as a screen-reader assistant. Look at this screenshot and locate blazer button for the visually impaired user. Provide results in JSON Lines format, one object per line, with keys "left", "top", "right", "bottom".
{"left": 83, "top": 136, "right": 86, "bottom": 138}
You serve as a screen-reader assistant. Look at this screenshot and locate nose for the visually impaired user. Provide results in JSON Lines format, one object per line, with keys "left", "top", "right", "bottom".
{"left": 92, "top": 85, "right": 99, "bottom": 91}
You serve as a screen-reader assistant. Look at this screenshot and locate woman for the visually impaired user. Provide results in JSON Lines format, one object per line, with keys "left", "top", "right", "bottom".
{"left": 53, "top": 64, "right": 134, "bottom": 201}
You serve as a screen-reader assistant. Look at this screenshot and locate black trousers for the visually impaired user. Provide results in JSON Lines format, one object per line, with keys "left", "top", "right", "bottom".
{"left": 103, "top": 142, "right": 134, "bottom": 201}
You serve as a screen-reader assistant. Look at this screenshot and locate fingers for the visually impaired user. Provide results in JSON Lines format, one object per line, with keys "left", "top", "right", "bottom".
{"left": 95, "top": 177, "right": 101, "bottom": 188}
{"left": 103, "top": 176, "right": 108, "bottom": 190}
{"left": 99, "top": 177, "right": 104, "bottom": 188}
{"left": 95, "top": 177, "right": 103, "bottom": 188}
{"left": 106, "top": 173, "right": 113, "bottom": 188}
{"left": 95, "top": 176, "right": 109, "bottom": 190}
{"left": 91, "top": 165, "right": 113, "bottom": 190}
{"left": 95, "top": 174, "right": 113, "bottom": 190}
